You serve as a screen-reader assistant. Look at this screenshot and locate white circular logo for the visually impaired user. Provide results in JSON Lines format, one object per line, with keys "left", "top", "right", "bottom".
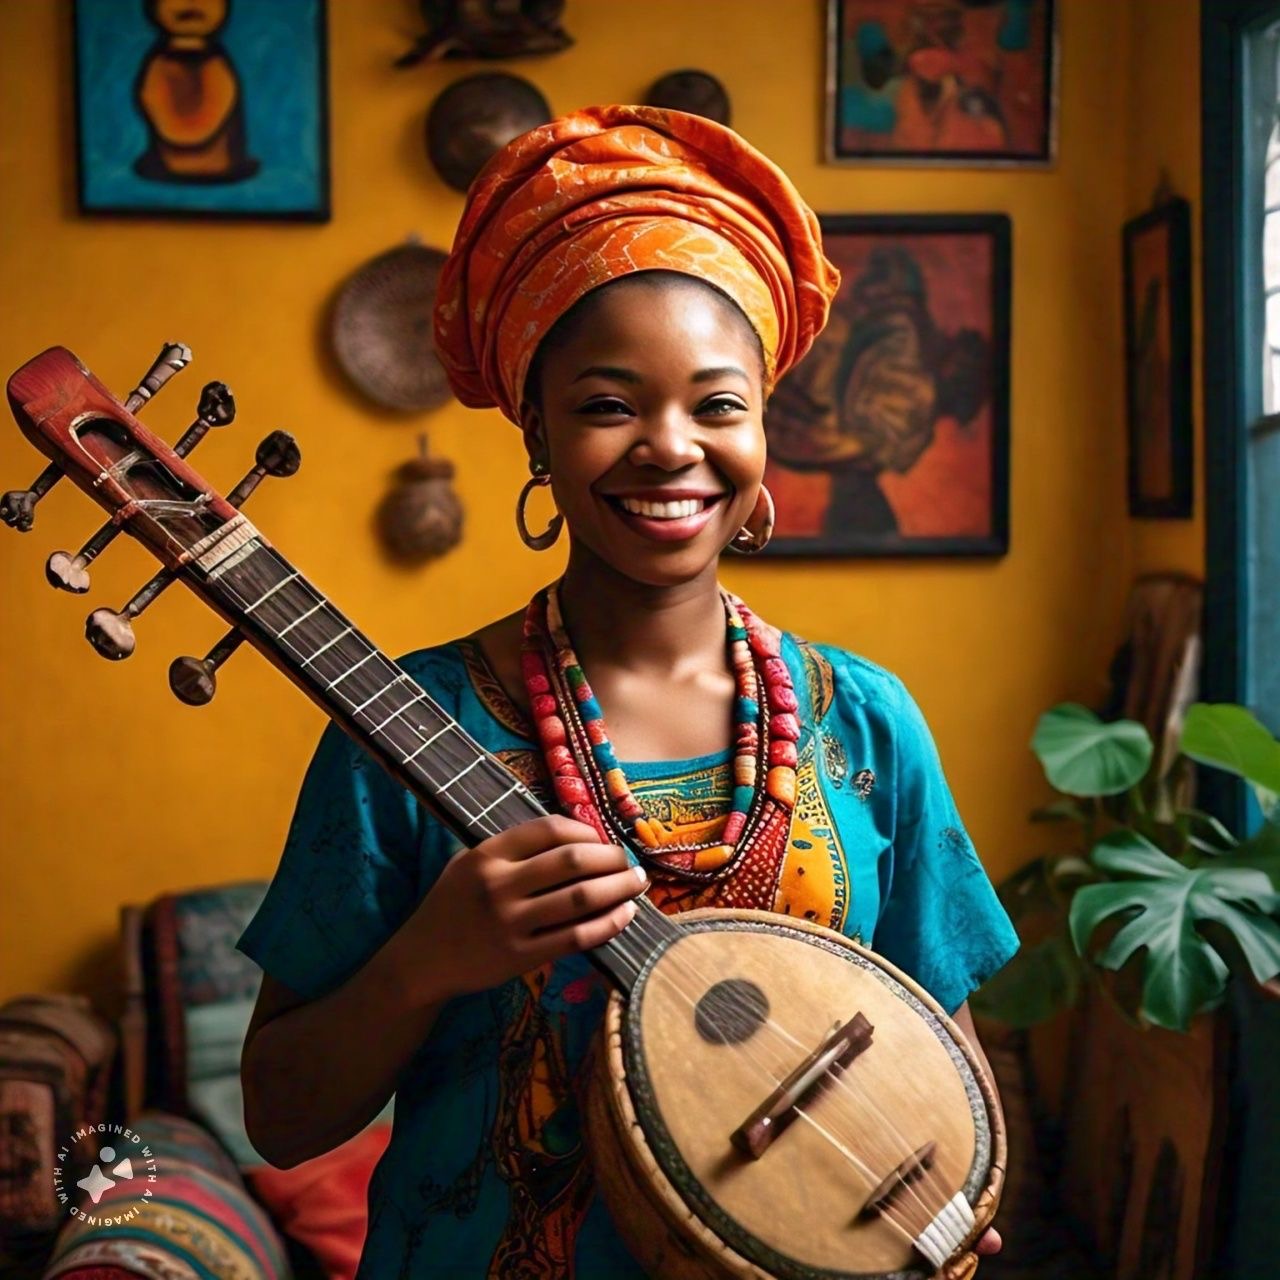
{"left": 54, "top": 1123, "right": 160, "bottom": 1224}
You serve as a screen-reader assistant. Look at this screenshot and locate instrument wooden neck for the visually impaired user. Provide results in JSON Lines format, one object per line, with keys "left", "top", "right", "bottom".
{"left": 195, "top": 533, "right": 676, "bottom": 988}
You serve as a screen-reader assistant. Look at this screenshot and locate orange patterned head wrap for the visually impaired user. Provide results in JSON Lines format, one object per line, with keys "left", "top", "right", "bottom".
{"left": 433, "top": 104, "right": 841, "bottom": 424}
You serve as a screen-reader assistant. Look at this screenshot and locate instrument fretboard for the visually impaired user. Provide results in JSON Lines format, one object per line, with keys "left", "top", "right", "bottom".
{"left": 198, "top": 537, "right": 542, "bottom": 845}
{"left": 190, "top": 535, "right": 677, "bottom": 986}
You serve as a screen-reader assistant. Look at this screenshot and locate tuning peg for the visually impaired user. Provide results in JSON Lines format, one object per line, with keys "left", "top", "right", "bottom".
{"left": 45, "top": 521, "right": 120, "bottom": 593}
{"left": 1, "top": 462, "right": 64, "bottom": 532}
{"left": 172, "top": 381, "right": 236, "bottom": 457}
{"left": 227, "top": 431, "right": 301, "bottom": 508}
{"left": 123, "top": 342, "right": 192, "bottom": 415}
{"left": 169, "top": 628, "right": 245, "bottom": 705}
{"left": 84, "top": 567, "right": 175, "bottom": 660}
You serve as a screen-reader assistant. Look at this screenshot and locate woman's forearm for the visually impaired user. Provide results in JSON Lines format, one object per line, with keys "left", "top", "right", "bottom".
{"left": 241, "top": 923, "right": 449, "bottom": 1169}
{"left": 241, "top": 815, "right": 644, "bottom": 1169}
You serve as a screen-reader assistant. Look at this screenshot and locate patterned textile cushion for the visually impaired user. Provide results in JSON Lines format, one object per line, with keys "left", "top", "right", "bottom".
{"left": 47, "top": 1268, "right": 144, "bottom": 1280}
{"left": 145, "top": 883, "right": 267, "bottom": 1114}
{"left": 123, "top": 1112, "right": 240, "bottom": 1185}
{"left": 156, "top": 883, "right": 269, "bottom": 1009}
{"left": 42, "top": 1110, "right": 288, "bottom": 1280}
{"left": 184, "top": 999, "right": 259, "bottom": 1167}
{"left": 0, "top": 995, "right": 116, "bottom": 1235}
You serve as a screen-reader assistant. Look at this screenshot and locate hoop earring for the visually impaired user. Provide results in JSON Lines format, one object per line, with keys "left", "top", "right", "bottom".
{"left": 516, "top": 464, "right": 564, "bottom": 551}
{"left": 727, "top": 484, "right": 775, "bottom": 555}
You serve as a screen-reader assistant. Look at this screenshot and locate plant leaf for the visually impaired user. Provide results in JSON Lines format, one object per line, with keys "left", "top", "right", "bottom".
{"left": 1215, "top": 820, "right": 1280, "bottom": 892}
{"left": 1178, "top": 807, "right": 1240, "bottom": 850}
{"left": 1070, "top": 829, "right": 1280, "bottom": 1030}
{"left": 1180, "top": 704, "right": 1280, "bottom": 792}
{"left": 1032, "top": 704, "right": 1153, "bottom": 797}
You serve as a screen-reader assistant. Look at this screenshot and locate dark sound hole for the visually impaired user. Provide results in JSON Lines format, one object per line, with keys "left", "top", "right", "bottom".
{"left": 694, "top": 978, "right": 769, "bottom": 1045}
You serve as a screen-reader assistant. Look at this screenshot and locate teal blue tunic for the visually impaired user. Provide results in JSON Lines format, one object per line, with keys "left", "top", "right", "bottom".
{"left": 236, "top": 632, "right": 1018, "bottom": 1278}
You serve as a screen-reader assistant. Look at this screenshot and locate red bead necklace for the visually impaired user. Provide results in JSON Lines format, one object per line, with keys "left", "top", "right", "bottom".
{"left": 520, "top": 580, "right": 799, "bottom": 886}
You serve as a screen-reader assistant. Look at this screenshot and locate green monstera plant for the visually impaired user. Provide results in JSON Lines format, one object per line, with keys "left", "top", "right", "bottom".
{"left": 971, "top": 701, "right": 1280, "bottom": 1032}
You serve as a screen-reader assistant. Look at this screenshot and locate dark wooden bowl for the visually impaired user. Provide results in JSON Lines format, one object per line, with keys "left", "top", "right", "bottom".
{"left": 646, "top": 70, "right": 731, "bottom": 126}
{"left": 426, "top": 73, "right": 551, "bottom": 193}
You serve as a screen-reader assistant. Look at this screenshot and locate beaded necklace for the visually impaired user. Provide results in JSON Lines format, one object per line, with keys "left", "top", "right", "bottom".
{"left": 520, "top": 580, "right": 799, "bottom": 886}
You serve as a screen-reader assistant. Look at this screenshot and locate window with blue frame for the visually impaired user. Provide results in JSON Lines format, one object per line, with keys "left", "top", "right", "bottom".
{"left": 1244, "top": 12, "right": 1280, "bottom": 734}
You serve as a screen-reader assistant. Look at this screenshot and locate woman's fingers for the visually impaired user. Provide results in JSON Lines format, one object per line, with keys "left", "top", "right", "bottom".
{"left": 523, "top": 896, "right": 641, "bottom": 962}
{"left": 505, "top": 840, "right": 635, "bottom": 896}
{"left": 482, "top": 814, "right": 603, "bottom": 861}
{"left": 974, "top": 1226, "right": 1002, "bottom": 1256}
{"left": 515, "top": 864, "right": 648, "bottom": 934}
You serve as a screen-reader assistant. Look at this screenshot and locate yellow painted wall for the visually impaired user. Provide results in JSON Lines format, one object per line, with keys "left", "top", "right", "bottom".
{"left": 1, "top": 0, "right": 1177, "bottom": 1005}
{"left": 1125, "top": 0, "right": 1204, "bottom": 577}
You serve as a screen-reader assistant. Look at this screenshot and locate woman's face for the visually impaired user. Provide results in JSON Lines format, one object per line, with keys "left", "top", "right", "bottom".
{"left": 523, "top": 278, "right": 767, "bottom": 588}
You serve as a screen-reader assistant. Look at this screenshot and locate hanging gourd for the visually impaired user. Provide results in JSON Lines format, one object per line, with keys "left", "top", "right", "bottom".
{"left": 376, "top": 434, "right": 463, "bottom": 563}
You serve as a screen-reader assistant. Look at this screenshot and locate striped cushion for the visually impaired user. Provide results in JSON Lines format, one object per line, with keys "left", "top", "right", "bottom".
{"left": 43, "top": 1112, "right": 287, "bottom": 1280}
{"left": 123, "top": 1114, "right": 240, "bottom": 1185}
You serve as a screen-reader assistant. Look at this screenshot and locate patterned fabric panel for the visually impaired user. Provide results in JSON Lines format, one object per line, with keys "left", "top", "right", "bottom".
{"left": 0, "top": 997, "right": 112, "bottom": 1232}
{"left": 0, "top": 1077, "right": 57, "bottom": 1228}
{"left": 158, "top": 884, "right": 269, "bottom": 1008}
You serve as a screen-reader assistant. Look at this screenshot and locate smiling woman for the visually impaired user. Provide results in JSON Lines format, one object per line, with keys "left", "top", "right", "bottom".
{"left": 523, "top": 272, "right": 766, "bottom": 587}
{"left": 235, "top": 104, "right": 1019, "bottom": 1278}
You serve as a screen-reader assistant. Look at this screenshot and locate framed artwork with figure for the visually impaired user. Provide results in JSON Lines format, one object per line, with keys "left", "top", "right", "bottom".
{"left": 825, "top": 0, "right": 1058, "bottom": 167}
{"left": 73, "top": 0, "right": 330, "bottom": 220}
{"left": 1123, "top": 198, "right": 1193, "bottom": 518}
{"left": 762, "top": 214, "right": 1011, "bottom": 558}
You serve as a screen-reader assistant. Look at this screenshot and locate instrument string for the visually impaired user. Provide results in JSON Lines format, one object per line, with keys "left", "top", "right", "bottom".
{"left": 601, "top": 919, "right": 942, "bottom": 1247}
{"left": 600, "top": 920, "right": 936, "bottom": 1232}
{"left": 617, "top": 908, "right": 961, "bottom": 1226}
{"left": 217, "top": 556, "right": 959, "bottom": 1239}
{"left": 606, "top": 913, "right": 956, "bottom": 1231}
{"left": 215, "top": 566, "right": 509, "bottom": 837}
{"left": 526, "top": 585, "right": 959, "bottom": 1228}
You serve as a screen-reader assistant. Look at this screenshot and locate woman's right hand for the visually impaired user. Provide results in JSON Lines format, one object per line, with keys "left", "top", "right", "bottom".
{"left": 398, "top": 814, "right": 648, "bottom": 1003}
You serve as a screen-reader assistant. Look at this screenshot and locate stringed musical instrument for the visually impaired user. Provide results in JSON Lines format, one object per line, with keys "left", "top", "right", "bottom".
{"left": 3, "top": 344, "right": 1004, "bottom": 1280}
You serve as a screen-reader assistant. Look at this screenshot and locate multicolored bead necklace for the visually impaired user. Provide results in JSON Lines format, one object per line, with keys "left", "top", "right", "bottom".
{"left": 520, "top": 580, "right": 799, "bottom": 887}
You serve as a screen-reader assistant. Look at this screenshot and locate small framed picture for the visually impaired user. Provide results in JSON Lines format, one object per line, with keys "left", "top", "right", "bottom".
{"left": 825, "top": 0, "right": 1057, "bottom": 167}
{"left": 73, "top": 0, "right": 330, "bottom": 221}
{"left": 1123, "top": 198, "right": 1193, "bottom": 518}
{"left": 762, "top": 214, "right": 1011, "bottom": 558}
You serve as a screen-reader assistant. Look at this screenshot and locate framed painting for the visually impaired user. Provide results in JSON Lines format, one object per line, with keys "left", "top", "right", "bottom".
{"left": 762, "top": 214, "right": 1011, "bottom": 558}
{"left": 825, "top": 0, "right": 1057, "bottom": 167}
{"left": 73, "top": 0, "right": 330, "bottom": 220}
{"left": 1123, "top": 198, "right": 1193, "bottom": 518}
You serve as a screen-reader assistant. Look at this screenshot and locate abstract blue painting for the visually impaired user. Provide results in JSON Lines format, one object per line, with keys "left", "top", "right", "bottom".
{"left": 74, "top": 0, "right": 329, "bottom": 219}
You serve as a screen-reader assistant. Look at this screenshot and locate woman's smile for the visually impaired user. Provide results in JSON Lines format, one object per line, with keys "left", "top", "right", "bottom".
{"left": 523, "top": 274, "right": 767, "bottom": 586}
{"left": 600, "top": 487, "right": 730, "bottom": 541}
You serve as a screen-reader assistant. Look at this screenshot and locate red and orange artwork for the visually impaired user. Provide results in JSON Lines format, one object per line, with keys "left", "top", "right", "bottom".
{"left": 762, "top": 216, "right": 1010, "bottom": 557}
{"left": 132, "top": 0, "right": 259, "bottom": 184}
{"left": 828, "top": 0, "right": 1055, "bottom": 164}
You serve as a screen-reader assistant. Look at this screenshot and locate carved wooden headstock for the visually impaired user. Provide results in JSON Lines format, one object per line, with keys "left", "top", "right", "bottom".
{"left": 4, "top": 344, "right": 298, "bottom": 694}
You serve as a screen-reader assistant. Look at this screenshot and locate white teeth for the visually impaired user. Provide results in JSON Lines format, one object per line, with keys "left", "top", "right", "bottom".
{"left": 617, "top": 496, "right": 709, "bottom": 519}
